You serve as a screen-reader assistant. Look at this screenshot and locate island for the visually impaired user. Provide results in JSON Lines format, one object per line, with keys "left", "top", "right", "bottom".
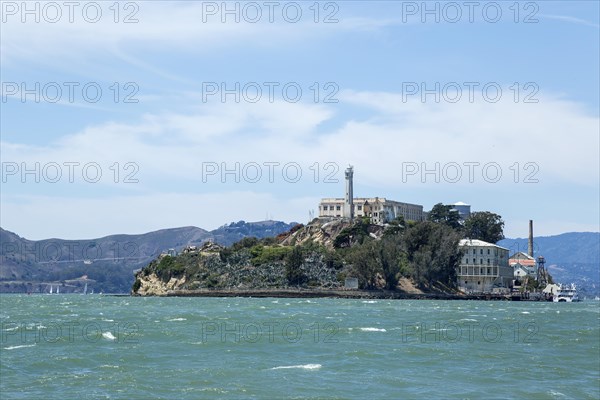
{"left": 132, "top": 217, "right": 505, "bottom": 300}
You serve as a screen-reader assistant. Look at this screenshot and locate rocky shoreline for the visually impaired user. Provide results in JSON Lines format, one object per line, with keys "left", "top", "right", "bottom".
{"left": 150, "top": 288, "right": 513, "bottom": 301}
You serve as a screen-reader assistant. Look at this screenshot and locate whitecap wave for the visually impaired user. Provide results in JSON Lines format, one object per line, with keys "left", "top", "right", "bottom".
{"left": 102, "top": 332, "right": 116, "bottom": 340}
{"left": 271, "top": 364, "right": 321, "bottom": 370}
{"left": 362, "top": 300, "right": 378, "bottom": 304}
{"left": 3, "top": 326, "right": 19, "bottom": 332}
{"left": 548, "top": 389, "right": 566, "bottom": 397}
{"left": 360, "top": 327, "right": 386, "bottom": 332}
{"left": 167, "top": 318, "right": 187, "bottom": 321}
{"left": 4, "top": 344, "right": 36, "bottom": 350}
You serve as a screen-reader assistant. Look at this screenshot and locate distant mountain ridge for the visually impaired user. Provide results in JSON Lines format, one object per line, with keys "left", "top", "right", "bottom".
{"left": 499, "top": 232, "right": 600, "bottom": 264}
{"left": 0, "top": 220, "right": 298, "bottom": 293}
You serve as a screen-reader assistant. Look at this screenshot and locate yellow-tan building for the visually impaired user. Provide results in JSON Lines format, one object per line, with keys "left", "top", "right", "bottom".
{"left": 318, "top": 197, "right": 425, "bottom": 224}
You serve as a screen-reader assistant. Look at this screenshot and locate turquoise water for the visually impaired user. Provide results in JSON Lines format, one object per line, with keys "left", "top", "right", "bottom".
{"left": 1, "top": 295, "right": 599, "bottom": 399}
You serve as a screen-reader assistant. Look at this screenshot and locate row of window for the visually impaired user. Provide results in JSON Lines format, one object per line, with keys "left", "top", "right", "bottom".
{"left": 320, "top": 204, "right": 422, "bottom": 213}
{"left": 458, "top": 267, "right": 498, "bottom": 276}
{"left": 471, "top": 248, "right": 497, "bottom": 255}
{"left": 464, "top": 258, "right": 495, "bottom": 265}
{"left": 467, "top": 248, "right": 508, "bottom": 259}
{"left": 321, "top": 205, "right": 363, "bottom": 211}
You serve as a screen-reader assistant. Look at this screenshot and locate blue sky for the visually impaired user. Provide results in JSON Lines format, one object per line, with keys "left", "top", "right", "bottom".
{"left": 1, "top": 0, "right": 599, "bottom": 240}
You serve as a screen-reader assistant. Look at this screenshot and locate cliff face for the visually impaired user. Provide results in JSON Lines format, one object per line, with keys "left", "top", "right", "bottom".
{"left": 134, "top": 272, "right": 187, "bottom": 296}
{"left": 280, "top": 219, "right": 350, "bottom": 248}
{"left": 279, "top": 218, "right": 386, "bottom": 248}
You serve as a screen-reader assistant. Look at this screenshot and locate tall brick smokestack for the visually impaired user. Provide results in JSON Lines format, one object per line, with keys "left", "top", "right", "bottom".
{"left": 528, "top": 220, "right": 534, "bottom": 257}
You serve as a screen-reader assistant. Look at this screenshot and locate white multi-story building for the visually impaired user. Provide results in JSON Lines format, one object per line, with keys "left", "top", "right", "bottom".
{"left": 457, "top": 239, "right": 512, "bottom": 293}
{"left": 318, "top": 197, "right": 425, "bottom": 224}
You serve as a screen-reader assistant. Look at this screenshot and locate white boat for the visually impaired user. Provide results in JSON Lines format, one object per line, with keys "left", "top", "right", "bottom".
{"left": 82, "top": 282, "right": 88, "bottom": 295}
{"left": 553, "top": 283, "right": 580, "bottom": 302}
{"left": 56, "top": 286, "right": 60, "bottom": 294}
{"left": 49, "top": 285, "right": 53, "bottom": 294}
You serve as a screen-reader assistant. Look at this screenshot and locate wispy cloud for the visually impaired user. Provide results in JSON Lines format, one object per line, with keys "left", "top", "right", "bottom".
{"left": 539, "top": 14, "right": 600, "bottom": 28}
{"left": 1, "top": 2, "right": 393, "bottom": 70}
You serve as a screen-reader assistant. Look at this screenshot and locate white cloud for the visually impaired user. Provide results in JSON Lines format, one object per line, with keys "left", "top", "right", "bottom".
{"left": 3, "top": 88, "right": 598, "bottom": 188}
{"left": 1, "top": 100, "right": 334, "bottom": 181}
{"left": 2, "top": 88, "right": 598, "bottom": 238}
{"left": 326, "top": 90, "right": 599, "bottom": 187}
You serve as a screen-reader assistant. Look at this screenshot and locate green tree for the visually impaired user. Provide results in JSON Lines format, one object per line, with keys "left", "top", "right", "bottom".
{"left": 427, "top": 203, "right": 461, "bottom": 229}
{"left": 463, "top": 212, "right": 505, "bottom": 243}
{"left": 285, "top": 246, "right": 306, "bottom": 286}
{"left": 346, "top": 241, "right": 380, "bottom": 289}
{"left": 402, "top": 221, "right": 462, "bottom": 288}
{"left": 377, "top": 236, "right": 405, "bottom": 289}
{"left": 132, "top": 278, "right": 142, "bottom": 293}
{"left": 427, "top": 226, "right": 463, "bottom": 286}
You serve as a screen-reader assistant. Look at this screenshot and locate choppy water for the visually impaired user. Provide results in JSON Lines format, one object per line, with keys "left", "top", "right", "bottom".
{"left": 1, "top": 295, "right": 599, "bottom": 399}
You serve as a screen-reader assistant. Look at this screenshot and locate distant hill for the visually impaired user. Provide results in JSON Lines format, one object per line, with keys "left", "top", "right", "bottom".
{"left": 499, "top": 232, "right": 600, "bottom": 298}
{"left": 0, "top": 221, "right": 298, "bottom": 293}
{"left": 211, "top": 220, "right": 300, "bottom": 246}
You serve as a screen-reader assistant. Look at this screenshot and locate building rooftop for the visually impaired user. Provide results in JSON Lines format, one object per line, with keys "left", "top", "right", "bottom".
{"left": 459, "top": 238, "right": 509, "bottom": 250}
{"left": 320, "top": 197, "right": 422, "bottom": 207}
{"left": 509, "top": 251, "right": 535, "bottom": 260}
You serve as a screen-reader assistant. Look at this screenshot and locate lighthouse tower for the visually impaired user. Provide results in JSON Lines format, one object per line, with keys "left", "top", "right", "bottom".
{"left": 344, "top": 166, "right": 354, "bottom": 220}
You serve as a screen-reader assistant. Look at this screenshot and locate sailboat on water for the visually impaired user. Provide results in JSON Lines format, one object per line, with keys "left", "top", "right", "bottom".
{"left": 82, "top": 282, "right": 88, "bottom": 295}
{"left": 49, "top": 285, "right": 53, "bottom": 294}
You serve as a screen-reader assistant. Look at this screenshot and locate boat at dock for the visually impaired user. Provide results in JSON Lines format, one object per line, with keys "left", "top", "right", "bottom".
{"left": 553, "top": 283, "right": 580, "bottom": 302}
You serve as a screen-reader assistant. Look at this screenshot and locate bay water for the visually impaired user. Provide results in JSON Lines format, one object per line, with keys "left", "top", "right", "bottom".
{"left": 1, "top": 295, "right": 598, "bottom": 399}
